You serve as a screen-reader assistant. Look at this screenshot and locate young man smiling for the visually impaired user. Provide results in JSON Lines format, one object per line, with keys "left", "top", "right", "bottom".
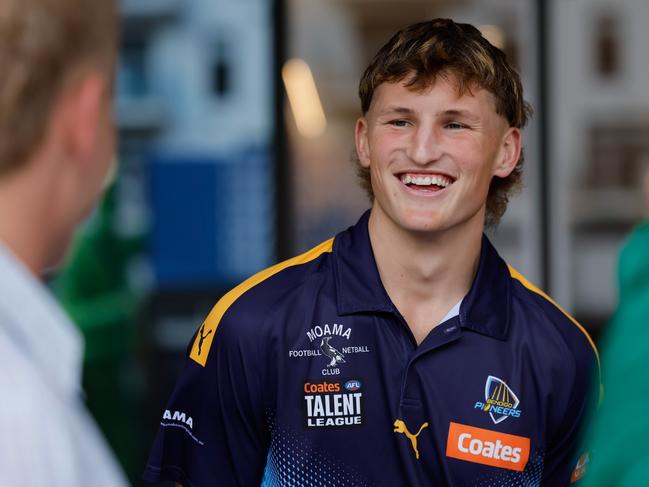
{"left": 355, "top": 70, "right": 522, "bottom": 345}
{"left": 145, "top": 19, "right": 598, "bottom": 486}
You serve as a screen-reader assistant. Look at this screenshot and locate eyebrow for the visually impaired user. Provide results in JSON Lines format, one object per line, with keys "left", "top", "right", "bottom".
{"left": 437, "top": 109, "right": 481, "bottom": 123}
{"left": 377, "top": 106, "right": 415, "bottom": 116}
{"left": 377, "top": 106, "right": 482, "bottom": 122}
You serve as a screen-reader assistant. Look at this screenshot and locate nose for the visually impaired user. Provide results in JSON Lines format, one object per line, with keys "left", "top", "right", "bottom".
{"left": 406, "top": 125, "right": 443, "bottom": 165}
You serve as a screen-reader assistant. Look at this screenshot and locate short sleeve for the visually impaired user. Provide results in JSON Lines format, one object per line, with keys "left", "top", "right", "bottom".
{"left": 540, "top": 338, "right": 598, "bottom": 485}
{"left": 143, "top": 311, "right": 270, "bottom": 487}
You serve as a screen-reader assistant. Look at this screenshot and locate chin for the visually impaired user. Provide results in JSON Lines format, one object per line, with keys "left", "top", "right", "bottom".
{"left": 393, "top": 203, "right": 486, "bottom": 236}
{"left": 394, "top": 209, "right": 449, "bottom": 234}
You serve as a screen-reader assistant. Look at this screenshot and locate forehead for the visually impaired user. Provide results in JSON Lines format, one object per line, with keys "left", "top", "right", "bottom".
{"left": 369, "top": 74, "right": 499, "bottom": 117}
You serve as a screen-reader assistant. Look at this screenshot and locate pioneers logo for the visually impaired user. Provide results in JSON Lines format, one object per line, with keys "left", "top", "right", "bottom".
{"left": 288, "top": 323, "right": 370, "bottom": 376}
{"left": 303, "top": 380, "right": 363, "bottom": 427}
{"left": 474, "top": 376, "right": 522, "bottom": 424}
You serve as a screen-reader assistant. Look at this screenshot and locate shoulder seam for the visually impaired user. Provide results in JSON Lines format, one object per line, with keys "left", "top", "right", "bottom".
{"left": 507, "top": 265, "right": 601, "bottom": 377}
{"left": 188, "top": 238, "right": 335, "bottom": 366}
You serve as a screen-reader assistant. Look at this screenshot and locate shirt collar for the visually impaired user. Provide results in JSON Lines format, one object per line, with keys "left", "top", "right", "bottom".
{"left": 0, "top": 242, "right": 83, "bottom": 397}
{"left": 458, "top": 235, "right": 511, "bottom": 340}
{"left": 332, "top": 210, "right": 511, "bottom": 340}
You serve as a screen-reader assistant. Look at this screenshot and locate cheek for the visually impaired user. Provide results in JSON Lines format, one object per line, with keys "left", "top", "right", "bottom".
{"left": 369, "top": 163, "right": 386, "bottom": 189}
{"left": 368, "top": 138, "right": 400, "bottom": 169}
{"left": 456, "top": 145, "right": 497, "bottom": 178}
{"left": 367, "top": 161, "right": 396, "bottom": 199}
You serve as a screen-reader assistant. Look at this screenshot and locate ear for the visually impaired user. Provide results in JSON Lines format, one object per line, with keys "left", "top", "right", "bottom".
{"left": 57, "top": 71, "right": 109, "bottom": 167}
{"left": 354, "top": 117, "right": 371, "bottom": 168}
{"left": 493, "top": 127, "right": 522, "bottom": 178}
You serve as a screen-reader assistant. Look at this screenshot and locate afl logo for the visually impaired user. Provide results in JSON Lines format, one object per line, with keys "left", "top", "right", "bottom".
{"left": 344, "top": 380, "right": 362, "bottom": 391}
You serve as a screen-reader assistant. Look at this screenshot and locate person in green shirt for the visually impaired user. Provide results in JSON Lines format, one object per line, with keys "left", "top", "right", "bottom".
{"left": 581, "top": 212, "right": 649, "bottom": 485}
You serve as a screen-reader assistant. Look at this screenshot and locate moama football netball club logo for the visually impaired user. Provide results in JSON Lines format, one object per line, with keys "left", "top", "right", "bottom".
{"left": 287, "top": 323, "right": 371, "bottom": 376}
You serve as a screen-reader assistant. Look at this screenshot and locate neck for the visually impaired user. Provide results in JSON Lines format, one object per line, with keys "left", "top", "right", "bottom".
{"left": 368, "top": 206, "right": 484, "bottom": 342}
{"left": 0, "top": 157, "right": 69, "bottom": 276}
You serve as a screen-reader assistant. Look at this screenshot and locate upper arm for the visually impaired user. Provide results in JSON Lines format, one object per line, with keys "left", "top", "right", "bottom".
{"left": 143, "top": 309, "right": 270, "bottom": 486}
{"left": 541, "top": 331, "right": 598, "bottom": 484}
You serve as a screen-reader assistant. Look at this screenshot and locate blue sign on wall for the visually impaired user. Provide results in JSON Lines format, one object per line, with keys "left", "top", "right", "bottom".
{"left": 149, "top": 147, "right": 275, "bottom": 289}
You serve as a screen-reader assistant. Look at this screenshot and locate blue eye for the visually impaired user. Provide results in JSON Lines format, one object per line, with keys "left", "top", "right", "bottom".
{"left": 390, "top": 119, "right": 409, "bottom": 127}
{"left": 445, "top": 122, "right": 465, "bottom": 129}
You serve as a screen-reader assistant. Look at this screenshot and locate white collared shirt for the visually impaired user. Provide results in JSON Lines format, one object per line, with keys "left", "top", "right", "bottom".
{"left": 0, "top": 243, "right": 128, "bottom": 487}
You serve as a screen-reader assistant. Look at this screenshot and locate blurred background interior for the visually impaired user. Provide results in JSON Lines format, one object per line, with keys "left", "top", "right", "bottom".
{"left": 49, "top": 0, "right": 649, "bottom": 484}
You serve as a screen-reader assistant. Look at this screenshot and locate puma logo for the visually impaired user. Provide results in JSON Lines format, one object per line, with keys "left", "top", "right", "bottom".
{"left": 394, "top": 419, "right": 429, "bottom": 460}
{"left": 197, "top": 323, "right": 213, "bottom": 355}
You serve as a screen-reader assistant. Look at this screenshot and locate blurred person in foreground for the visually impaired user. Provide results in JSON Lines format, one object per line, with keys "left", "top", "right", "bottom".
{"left": 579, "top": 171, "right": 649, "bottom": 486}
{"left": 144, "top": 19, "right": 598, "bottom": 485}
{"left": 0, "top": 0, "right": 127, "bottom": 485}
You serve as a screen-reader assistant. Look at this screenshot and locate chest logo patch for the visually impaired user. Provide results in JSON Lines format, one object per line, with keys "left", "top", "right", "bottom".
{"left": 288, "top": 323, "right": 371, "bottom": 376}
{"left": 303, "top": 380, "right": 364, "bottom": 427}
{"left": 474, "top": 375, "right": 522, "bottom": 424}
{"left": 394, "top": 420, "right": 429, "bottom": 460}
{"left": 446, "top": 422, "right": 530, "bottom": 471}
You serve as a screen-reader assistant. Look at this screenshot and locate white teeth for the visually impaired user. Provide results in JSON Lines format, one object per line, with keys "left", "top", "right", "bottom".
{"left": 400, "top": 173, "right": 452, "bottom": 187}
{"left": 432, "top": 176, "right": 446, "bottom": 187}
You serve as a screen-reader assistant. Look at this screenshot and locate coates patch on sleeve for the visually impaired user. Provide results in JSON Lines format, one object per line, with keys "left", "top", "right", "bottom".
{"left": 446, "top": 422, "right": 530, "bottom": 472}
{"left": 189, "top": 238, "right": 334, "bottom": 366}
{"left": 570, "top": 452, "right": 589, "bottom": 483}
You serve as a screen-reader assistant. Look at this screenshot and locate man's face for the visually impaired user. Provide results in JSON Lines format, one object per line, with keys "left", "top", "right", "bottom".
{"left": 355, "top": 74, "right": 520, "bottom": 236}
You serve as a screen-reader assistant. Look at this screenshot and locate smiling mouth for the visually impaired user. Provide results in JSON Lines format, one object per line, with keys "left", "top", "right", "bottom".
{"left": 398, "top": 173, "right": 455, "bottom": 192}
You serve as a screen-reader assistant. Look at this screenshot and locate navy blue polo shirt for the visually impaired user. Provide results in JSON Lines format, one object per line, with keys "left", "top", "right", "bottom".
{"left": 144, "top": 211, "right": 598, "bottom": 486}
